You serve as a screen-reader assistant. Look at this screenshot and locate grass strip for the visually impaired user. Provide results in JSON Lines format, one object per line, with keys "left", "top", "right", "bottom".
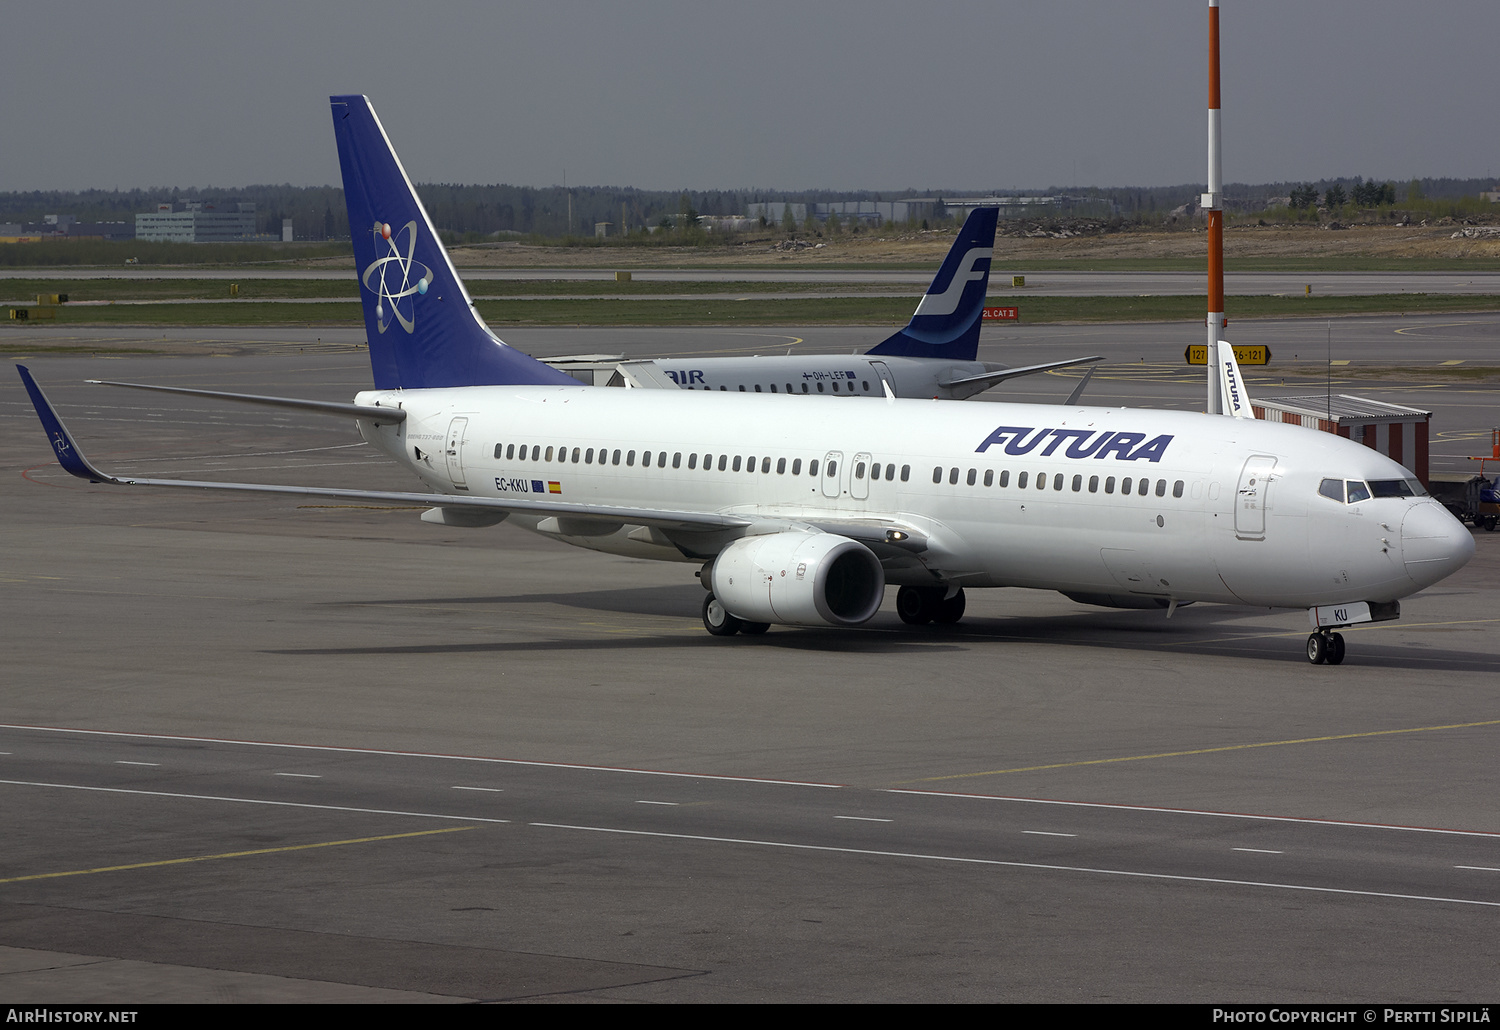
{"left": 6, "top": 293, "right": 1500, "bottom": 328}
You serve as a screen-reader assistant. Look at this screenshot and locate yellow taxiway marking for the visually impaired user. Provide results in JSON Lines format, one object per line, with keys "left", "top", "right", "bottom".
{"left": 910, "top": 719, "right": 1500, "bottom": 783}
{"left": 1440, "top": 359, "right": 1467, "bottom": 365}
{"left": 0, "top": 826, "right": 476, "bottom": 885}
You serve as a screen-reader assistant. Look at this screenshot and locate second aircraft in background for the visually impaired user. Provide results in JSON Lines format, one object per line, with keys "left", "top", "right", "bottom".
{"left": 558, "top": 206, "right": 1102, "bottom": 399}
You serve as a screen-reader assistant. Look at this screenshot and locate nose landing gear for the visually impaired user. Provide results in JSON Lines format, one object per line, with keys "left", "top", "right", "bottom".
{"left": 1306, "top": 629, "right": 1346, "bottom": 665}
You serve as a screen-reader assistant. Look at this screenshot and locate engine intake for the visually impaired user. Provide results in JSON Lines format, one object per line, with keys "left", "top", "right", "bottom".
{"left": 711, "top": 532, "right": 885, "bottom": 627}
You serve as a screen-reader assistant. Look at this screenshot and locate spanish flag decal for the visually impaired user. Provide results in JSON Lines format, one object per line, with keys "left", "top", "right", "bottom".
{"left": 548, "top": 481, "right": 562, "bottom": 494}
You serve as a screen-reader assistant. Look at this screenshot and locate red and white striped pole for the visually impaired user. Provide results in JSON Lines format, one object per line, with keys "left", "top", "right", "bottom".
{"left": 1205, "top": 0, "right": 1226, "bottom": 413}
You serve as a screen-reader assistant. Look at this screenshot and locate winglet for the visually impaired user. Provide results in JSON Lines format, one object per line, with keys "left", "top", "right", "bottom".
{"left": 16, "top": 365, "right": 120, "bottom": 483}
{"left": 866, "top": 206, "right": 999, "bottom": 361}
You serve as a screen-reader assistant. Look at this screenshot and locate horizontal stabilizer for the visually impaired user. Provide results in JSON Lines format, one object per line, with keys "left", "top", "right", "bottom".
{"left": 936, "top": 355, "right": 1103, "bottom": 393}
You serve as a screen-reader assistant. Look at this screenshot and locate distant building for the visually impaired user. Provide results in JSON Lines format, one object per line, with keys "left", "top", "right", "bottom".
{"left": 747, "top": 195, "right": 1116, "bottom": 228}
{"left": 135, "top": 201, "right": 260, "bottom": 242}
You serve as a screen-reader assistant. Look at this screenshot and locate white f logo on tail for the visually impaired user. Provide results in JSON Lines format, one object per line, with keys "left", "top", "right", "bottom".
{"left": 913, "top": 247, "right": 993, "bottom": 318}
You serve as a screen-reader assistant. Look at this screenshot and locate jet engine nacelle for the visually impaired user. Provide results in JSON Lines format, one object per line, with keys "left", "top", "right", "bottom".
{"left": 711, "top": 531, "right": 885, "bottom": 627}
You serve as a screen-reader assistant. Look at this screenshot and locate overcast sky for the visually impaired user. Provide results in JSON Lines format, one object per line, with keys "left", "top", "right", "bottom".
{"left": 3, "top": 1, "right": 1496, "bottom": 194}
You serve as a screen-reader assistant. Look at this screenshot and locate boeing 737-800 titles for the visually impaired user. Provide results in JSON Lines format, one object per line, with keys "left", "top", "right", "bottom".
{"left": 17, "top": 95, "right": 1474, "bottom": 663}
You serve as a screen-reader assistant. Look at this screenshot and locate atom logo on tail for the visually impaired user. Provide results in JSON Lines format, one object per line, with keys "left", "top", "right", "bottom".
{"left": 361, "top": 220, "right": 433, "bottom": 334}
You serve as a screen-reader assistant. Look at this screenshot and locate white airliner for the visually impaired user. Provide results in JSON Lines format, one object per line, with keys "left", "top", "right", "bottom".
{"left": 17, "top": 95, "right": 1474, "bottom": 664}
{"left": 596, "top": 205, "right": 1102, "bottom": 401}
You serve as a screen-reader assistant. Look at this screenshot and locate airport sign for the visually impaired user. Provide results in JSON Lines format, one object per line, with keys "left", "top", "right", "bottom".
{"left": 1186, "top": 344, "right": 1270, "bottom": 365}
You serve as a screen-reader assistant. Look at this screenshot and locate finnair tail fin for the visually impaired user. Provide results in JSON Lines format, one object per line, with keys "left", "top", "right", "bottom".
{"left": 866, "top": 206, "right": 999, "bottom": 361}
{"left": 331, "top": 95, "right": 576, "bottom": 390}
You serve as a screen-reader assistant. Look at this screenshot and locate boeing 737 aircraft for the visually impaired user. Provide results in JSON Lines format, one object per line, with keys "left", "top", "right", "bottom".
{"left": 18, "top": 95, "right": 1474, "bottom": 664}
{"left": 618, "top": 206, "right": 1101, "bottom": 400}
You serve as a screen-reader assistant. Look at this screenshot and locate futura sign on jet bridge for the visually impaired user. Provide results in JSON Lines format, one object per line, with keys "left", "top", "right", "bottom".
{"left": 16, "top": 94, "right": 1474, "bottom": 663}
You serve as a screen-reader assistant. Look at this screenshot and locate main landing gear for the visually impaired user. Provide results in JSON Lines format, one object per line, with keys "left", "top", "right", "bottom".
{"left": 701, "top": 594, "right": 768, "bottom": 637}
{"left": 1306, "top": 629, "right": 1346, "bottom": 666}
{"left": 896, "top": 585, "right": 966, "bottom": 626}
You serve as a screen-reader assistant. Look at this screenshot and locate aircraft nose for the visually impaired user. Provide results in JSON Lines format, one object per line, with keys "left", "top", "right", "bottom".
{"left": 1401, "top": 500, "right": 1475, "bottom": 588}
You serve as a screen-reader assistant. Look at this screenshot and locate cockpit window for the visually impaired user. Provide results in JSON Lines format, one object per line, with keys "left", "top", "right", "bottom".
{"left": 1318, "top": 478, "right": 1345, "bottom": 503}
{"left": 1368, "top": 479, "right": 1417, "bottom": 498}
{"left": 1346, "top": 480, "right": 1372, "bottom": 503}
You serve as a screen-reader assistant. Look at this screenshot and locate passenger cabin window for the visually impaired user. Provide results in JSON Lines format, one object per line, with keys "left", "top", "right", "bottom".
{"left": 793, "top": 458, "right": 803, "bottom": 475}
{"left": 1018, "top": 472, "right": 1029, "bottom": 488}
{"left": 901, "top": 465, "right": 910, "bottom": 482}
{"left": 809, "top": 459, "right": 819, "bottom": 477}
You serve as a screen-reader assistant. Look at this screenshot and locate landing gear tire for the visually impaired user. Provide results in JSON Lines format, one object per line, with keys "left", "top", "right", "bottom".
{"left": 1485, "top": 516, "right": 1497, "bottom": 532}
{"left": 897, "top": 585, "right": 939, "bottom": 625}
{"left": 740, "top": 621, "right": 770, "bottom": 635}
{"left": 933, "top": 588, "right": 967, "bottom": 624}
{"left": 1306, "top": 632, "right": 1327, "bottom": 665}
{"left": 703, "top": 594, "right": 742, "bottom": 637}
{"left": 1327, "top": 631, "right": 1346, "bottom": 665}
{"left": 1307, "top": 630, "right": 1346, "bottom": 665}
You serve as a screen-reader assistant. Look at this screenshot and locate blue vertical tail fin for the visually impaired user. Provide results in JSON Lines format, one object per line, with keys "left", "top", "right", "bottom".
{"left": 331, "top": 95, "right": 576, "bottom": 390}
{"left": 866, "top": 206, "right": 998, "bottom": 361}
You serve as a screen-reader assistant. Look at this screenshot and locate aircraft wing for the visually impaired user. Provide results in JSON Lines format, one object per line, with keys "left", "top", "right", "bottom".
{"left": 936, "top": 354, "right": 1103, "bottom": 393}
{"left": 18, "top": 365, "right": 746, "bottom": 534}
{"left": 86, "top": 379, "right": 408, "bottom": 423}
